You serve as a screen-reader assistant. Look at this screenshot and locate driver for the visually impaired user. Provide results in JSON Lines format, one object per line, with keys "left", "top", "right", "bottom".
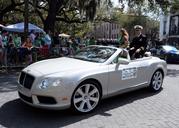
{"left": 129, "top": 25, "right": 147, "bottom": 59}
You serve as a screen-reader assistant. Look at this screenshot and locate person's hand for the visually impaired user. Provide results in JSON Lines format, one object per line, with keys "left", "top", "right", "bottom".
{"left": 136, "top": 48, "right": 141, "bottom": 53}
{"left": 130, "top": 47, "right": 135, "bottom": 50}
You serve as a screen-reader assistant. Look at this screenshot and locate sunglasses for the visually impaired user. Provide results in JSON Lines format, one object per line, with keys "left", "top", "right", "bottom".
{"left": 135, "top": 29, "right": 141, "bottom": 31}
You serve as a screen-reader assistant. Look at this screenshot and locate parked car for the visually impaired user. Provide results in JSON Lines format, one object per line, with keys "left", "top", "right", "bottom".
{"left": 150, "top": 45, "right": 179, "bottom": 63}
{"left": 17, "top": 45, "right": 167, "bottom": 113}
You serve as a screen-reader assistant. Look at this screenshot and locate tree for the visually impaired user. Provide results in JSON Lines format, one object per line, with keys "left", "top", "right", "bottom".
{"left": 170, "top": 0, "right": 179, "bottom": 13}
{"left": 32, "top": 0, "right": 111, "bottom": 33}
{"left": 0, "top": 0, "right": 177, "bottom": 34}
{"left": 0, "top": 0, "right": 24, "bottom": 23}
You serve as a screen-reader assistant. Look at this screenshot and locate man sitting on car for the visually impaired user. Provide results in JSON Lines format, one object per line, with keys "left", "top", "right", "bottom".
{"left": 129, "top": 25, "right": 147, "bottom": 59}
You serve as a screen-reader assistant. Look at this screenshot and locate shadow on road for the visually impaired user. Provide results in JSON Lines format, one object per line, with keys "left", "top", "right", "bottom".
{"left": 167, "top": 68, "right": 179, "bottom": 77}
{"left": 0, "top": 88, "right": 161, "bottom": 128}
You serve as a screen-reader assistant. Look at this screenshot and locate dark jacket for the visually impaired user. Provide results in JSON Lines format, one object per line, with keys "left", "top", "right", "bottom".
{"left": 130, "top": 34, "right": 147, "bottom": 51}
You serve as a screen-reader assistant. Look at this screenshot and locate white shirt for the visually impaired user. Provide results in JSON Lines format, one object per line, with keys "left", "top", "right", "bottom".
{"left": 30, "top": 33, "right": 36, "bottom": 43}
{"left": 44, "top": 34, "right": 51, "bottom": 45}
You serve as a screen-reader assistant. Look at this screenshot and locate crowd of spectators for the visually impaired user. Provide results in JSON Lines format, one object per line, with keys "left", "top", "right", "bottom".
{"left": 0, "top": 26, "right": 126, "bottom": 68}
{"left": 0, "top": 29, "right": 103, "bottom": 67}
{"left": 0, "top": 30, "right": 50, "bottom": 66}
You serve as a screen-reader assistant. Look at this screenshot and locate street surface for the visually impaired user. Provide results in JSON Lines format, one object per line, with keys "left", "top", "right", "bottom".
{"left": 0, "top": 64, "right": 179, "bottom": 128}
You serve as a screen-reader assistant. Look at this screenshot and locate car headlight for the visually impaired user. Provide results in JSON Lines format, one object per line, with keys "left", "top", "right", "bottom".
{"left": 52, "top": 79, "right": 62, "bottom": 87}
{"left": 39, "top": 79, "right": 49, "bottom": 89}
{"left": 39, "top": 78, "right": 62, "bottom": 89}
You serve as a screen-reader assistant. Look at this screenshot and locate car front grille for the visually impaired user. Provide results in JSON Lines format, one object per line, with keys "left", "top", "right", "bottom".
{"left": 19, "top": 72, "right": 35, "bottom": 89}
{"left": 18, "top": 92, "right": 33, "bottom": 103}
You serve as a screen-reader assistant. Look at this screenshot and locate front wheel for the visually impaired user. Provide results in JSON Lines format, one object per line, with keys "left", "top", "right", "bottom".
{"left": 72, "top": 81, "right": 101, "bottom": 113}
{"left": 149, "top": 70, "right": 163, "bottom": 92}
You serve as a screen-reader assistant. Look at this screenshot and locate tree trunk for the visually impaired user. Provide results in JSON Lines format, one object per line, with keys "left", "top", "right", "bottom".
{"left": 44, "top": 13, "right": 56, "bottom": 33}
{"left": 44, "top": 0, "right": 62, "bottom": 33}
{"left": 24, "top": 0, "right": 29, "bottom": 39}
{"left": 0, "top": 14, "right": 3, "bottom": 24}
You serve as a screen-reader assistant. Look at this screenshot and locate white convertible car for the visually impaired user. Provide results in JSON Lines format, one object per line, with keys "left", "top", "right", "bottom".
{"left": 17, "top": 45, "right": 167, "bottom": 113}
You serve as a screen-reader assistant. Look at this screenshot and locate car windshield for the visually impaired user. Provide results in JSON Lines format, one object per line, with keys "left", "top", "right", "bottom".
{"left": 70, "top": 46, "right": 117, "bottom": 63}
{"left": 163, "top": 45, "right": 178, "bottom": 52}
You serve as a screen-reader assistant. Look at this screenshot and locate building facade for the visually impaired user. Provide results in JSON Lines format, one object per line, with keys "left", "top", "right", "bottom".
{"left": 160, "top": 10, "right": 179, "bottom": 48}
{"left": 93, "top": 22, "right": 120, "bottom": 39}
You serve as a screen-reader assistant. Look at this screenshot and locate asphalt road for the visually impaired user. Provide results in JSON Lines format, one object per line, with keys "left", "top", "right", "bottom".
{"left": 0, "top": 64, "right": 179, "bottom": 128}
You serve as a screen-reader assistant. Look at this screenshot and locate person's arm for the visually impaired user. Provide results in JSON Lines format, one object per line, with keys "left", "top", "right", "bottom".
{"left": 129, "top": 38, "right": 135, "bottom": 50}
{"left": 123, "top": 35, "right": 129, "bottom": 48}
{"left": 139, "top": 36, "right": 147, "bottom": 51}
{"left": 22, "top": 42, "right": 26, "bottom": 47}
{"left": 136, "top": 35, "right": 147, "bottom": 53}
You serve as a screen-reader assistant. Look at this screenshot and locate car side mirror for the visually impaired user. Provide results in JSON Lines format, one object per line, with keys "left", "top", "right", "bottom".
{"left": 118, "top": 58, "right": 130, "bottom": 65}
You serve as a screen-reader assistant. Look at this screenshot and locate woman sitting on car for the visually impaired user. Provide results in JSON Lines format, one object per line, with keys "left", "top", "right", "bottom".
{"left": 118, "top": 28, "right": 129, "bottom": 49}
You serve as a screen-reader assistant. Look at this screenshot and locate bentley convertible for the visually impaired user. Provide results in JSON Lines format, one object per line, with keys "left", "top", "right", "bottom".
{"left": 17, "top": 45, "right": 167, "bottom": 113}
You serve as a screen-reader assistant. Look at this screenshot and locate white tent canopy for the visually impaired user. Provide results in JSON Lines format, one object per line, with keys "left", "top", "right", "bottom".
{"left": 0, "top": 24, "right": 5, "bottom": 28}
{"left": 3, "top": 22, "right": 44, "bottom": 33}
{"left": 59, "top": 33, "right": 70, "bottom": 38}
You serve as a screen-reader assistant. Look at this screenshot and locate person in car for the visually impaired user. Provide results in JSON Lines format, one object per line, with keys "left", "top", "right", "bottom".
{"left": 129, "top": 25, "right": 147, "bottom": 59}
{"left": 118, "top": 28, "right": 129, "bottom": 49}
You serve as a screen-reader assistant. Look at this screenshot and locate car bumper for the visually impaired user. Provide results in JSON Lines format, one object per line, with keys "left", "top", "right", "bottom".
{"left": 17, "top": 82, "right": 75, "bottom": 110}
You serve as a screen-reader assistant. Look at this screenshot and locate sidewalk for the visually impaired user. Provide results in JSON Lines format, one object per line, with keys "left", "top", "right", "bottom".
{"left": 0, "top": 65, "right": 24, "bottom": 74}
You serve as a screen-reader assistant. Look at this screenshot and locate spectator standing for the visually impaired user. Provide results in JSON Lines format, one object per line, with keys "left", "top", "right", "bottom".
{"left": 69, "top": 37, "right": 78, "bottom": 54}
{"left": 129, "top": 25, "right": 147, "bottom": 59}
{"left": 14, "top": 33, "right": 21, "bottom": 48}
{"left": 33, "top": 33, "right": 42, "bottom": 48}
{"left": 22, "top": 37, "right": 33, "bottom": 64}
{"left": 51, "top": 32, "right": 60, "bottom": 56}
{"left": 2, "top": 30, "right": 8, "bottom": 66}
{"left": 43, "top": 31, "right": 52, "bottom": 49}
{"left": 89, "top": 37, "right": 96, "bottom": 45}
{"left": 33, "top": 33, "right": 42, "bottom": 62}
{"left": 13, "top": 33, "right": 22, "bottom": 65}
{"left": 8, "top": 34, "right": 16, "bottom": 65}
{"left": 83, "top": 37, "right": 90, "bottom": 46}
{"left": 29, "top": 30, "right": 36, "bottom": 44}
{"left": 0, "top": 31, "right": 3, "bottom": 65}
{"left": 52, "top": 32, "right": 60, "bottom": 47}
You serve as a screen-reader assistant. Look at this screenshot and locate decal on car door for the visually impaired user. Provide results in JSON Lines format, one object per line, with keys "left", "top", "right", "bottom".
{"left": 122, "top": 67, "right": 137, "bottom": 80}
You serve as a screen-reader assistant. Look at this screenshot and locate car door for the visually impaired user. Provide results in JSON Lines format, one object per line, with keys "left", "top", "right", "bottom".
{"left": 108, "top": 50, "right": 148, "bottom": 95}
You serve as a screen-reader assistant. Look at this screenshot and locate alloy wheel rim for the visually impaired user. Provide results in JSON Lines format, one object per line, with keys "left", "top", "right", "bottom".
{"left": 152, "top": 71, "right": 163, "bottom": 90}
{"left": 73, "top": 84, "right": 100, "bottom": 112}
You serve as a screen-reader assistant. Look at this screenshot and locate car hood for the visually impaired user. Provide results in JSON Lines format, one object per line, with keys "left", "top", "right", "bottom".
{"left": 24, "top": 57, "right": 101, "bottom": 75}
{"left": 167, "top": 50, "right": 179, "bottom": 54}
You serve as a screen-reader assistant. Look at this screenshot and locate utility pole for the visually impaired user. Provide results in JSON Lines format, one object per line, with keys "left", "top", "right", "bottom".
{"left": 24, "top": 0, "right": 29, "bottom": 40}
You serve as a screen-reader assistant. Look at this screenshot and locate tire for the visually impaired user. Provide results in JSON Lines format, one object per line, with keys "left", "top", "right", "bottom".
{"left": 71, "top": 80, "right": 101, "bottom": 113}
{"left": 149, "top": 70, "right": 163, "bottom": 92}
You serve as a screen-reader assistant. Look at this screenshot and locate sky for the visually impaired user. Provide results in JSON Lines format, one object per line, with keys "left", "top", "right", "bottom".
{"left": 110, "top": 0, "right": 159, "bottom": 20}
{"left": 111, "top": 0, "right": 119, "bottom": 7}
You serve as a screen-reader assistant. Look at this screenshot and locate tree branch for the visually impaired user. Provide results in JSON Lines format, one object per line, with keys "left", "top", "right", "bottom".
{"left": 0, "top": 1, "right": 24, "bottom": 15}
{"left": 14, "top": 8, "right": 24, "bottom": 13}
{"left": 36, "top": 9, "right": 45, "bottom": 24}
{"left": 56, "top": 17, "right": 86, "bottom": 24}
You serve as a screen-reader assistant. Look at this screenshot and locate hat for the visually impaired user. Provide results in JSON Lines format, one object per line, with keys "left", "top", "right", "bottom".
{"left": 134, "top": 25, "right": 143, "bottom": 30}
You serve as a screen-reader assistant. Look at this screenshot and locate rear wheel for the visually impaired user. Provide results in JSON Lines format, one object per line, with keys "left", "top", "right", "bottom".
{"left": 149, "top": 70, "right": 163, "bottom": 92}
{"left": 72, "top": 81, "right": 101, "bottom": 113}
